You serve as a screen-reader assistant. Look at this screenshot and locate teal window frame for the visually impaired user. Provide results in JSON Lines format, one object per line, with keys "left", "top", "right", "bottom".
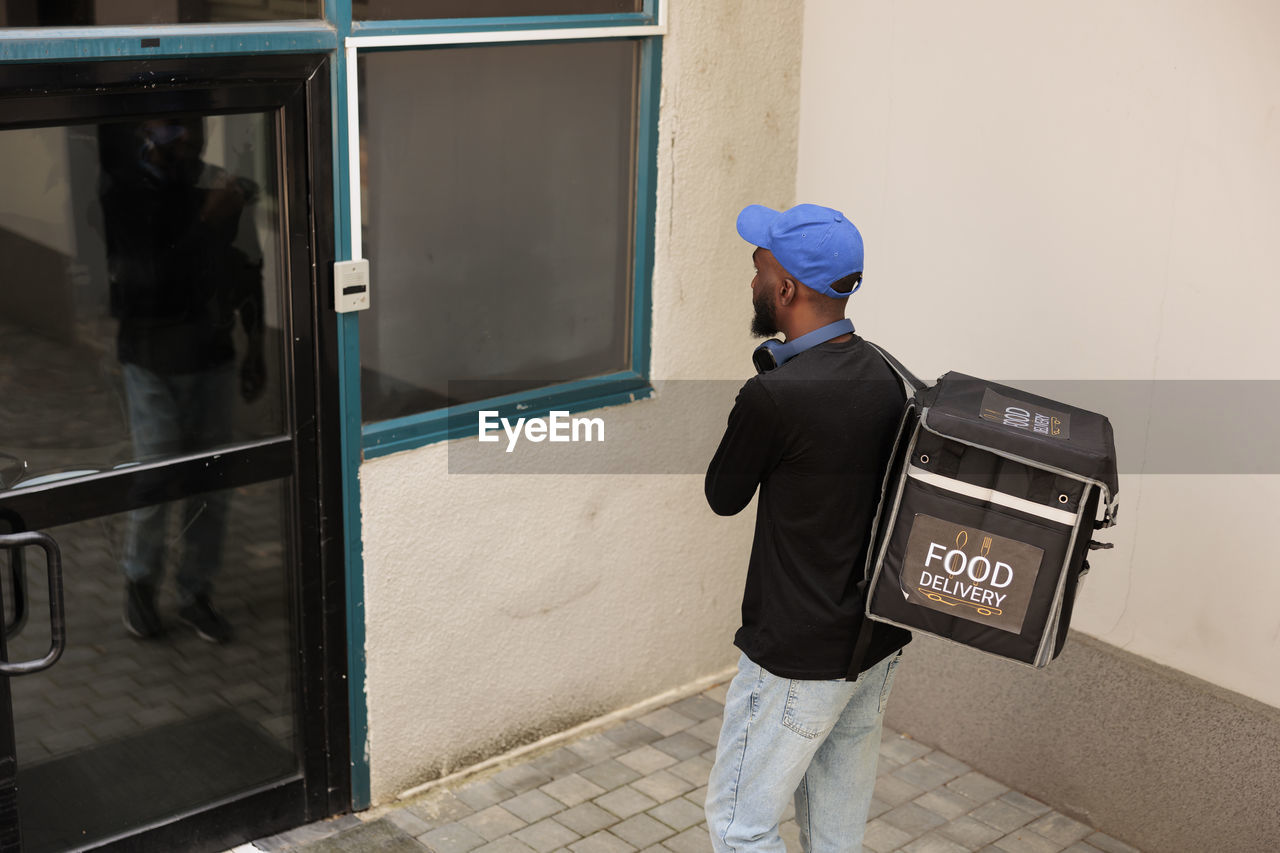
{"left": 0, "top": 4, "right": 659, "bottom": 60}
{"left": 348, "top": 13, "right": 662, "bottom": 459}
{"left": 354, "top": 35, "right": 660, "bottom": 459}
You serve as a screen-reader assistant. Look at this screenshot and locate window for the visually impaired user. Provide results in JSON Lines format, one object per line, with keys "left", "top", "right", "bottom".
{"left": 358, "top": 40, "right": 638, "bottom": 423}
{"left": 352, "top": 15, "right": 661, "bottom": 454}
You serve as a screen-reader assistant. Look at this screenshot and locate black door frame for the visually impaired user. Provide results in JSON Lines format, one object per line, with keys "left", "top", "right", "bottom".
{"left": 0, "top": 53, "right": 350, "bottom": 851}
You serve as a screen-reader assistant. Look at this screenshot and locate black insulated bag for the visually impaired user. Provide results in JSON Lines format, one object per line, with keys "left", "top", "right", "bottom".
{"left": 851, "top": 349, "right": 1119, "bottom": 672}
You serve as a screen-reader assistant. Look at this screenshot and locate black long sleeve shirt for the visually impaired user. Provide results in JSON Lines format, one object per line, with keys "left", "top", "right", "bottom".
{"left": 102, "top": 162, "right": 263, "bottom": 375}
{"left": 706, "top": 334, "right": 912, "bottom": 679}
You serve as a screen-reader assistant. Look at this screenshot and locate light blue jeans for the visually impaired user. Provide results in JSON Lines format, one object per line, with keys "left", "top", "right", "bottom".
{"left": 121, "top": 362, "right": 234, "bottom": 603}
{"left": 706, "top": 650, "right": 902, "bottom": 852}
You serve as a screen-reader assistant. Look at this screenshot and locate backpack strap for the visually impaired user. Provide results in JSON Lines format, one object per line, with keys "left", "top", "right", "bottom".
{"left": 846, "top": 343, "right": 927, "bottom": 680}
{"left": 865, "top": 341, "right": 926, "bottom": 396}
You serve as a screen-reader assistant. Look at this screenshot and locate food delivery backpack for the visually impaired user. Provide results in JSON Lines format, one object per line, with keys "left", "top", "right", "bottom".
{"left": 849, "top": 347, "right": 1120, "bottom": 674}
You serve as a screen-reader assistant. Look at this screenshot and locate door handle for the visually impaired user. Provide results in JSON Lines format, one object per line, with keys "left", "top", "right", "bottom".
{"left": 0, "top": 532, "right": 65, "bottom": 675}
{"left": 3, "top": 543, "right": 27, "bottom": 641}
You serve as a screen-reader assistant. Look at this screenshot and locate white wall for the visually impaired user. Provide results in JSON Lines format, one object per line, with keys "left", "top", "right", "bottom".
{"left": 360, "top": 0, "right": 805, "bottom": 801}
{"left": 798, "top": 0, "right": 1280, "bottom": 706}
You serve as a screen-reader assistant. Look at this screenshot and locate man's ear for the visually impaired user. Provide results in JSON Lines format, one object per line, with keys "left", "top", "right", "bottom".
{"left": 778, "top": 278, "right": 797, "bottom": 306}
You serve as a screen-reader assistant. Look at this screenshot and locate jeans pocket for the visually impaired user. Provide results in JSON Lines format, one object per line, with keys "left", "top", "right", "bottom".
{"left": 878, "top": 653, "right": 902, "bottom": 714}
{"left": 782, "top": 678, "right": 854, "bottom": 739}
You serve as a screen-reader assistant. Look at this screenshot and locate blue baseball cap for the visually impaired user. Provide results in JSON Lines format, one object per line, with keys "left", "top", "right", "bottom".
{"left": 736, "top": 203, "right": 864, "bottom": 297}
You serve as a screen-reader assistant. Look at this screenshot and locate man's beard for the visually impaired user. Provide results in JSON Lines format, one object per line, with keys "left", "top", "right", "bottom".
{"left": 751, "top": 291, "right": 779, "bottom": 338}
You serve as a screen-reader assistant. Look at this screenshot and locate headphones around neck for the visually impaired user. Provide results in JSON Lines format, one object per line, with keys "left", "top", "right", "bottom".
{"left": 752, "top": 318, "right": 855, "bottom": 374}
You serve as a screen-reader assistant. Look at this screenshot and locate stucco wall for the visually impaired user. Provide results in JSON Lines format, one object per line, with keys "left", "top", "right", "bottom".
{"left": 797, "top": 0, "right": 1280, "bottom": 708}
{"left": 360, "top": 0, "right": 805, "bottom": 802}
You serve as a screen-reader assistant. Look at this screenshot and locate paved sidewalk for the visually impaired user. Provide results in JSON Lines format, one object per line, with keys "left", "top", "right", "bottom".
{"left": 238, "top": 681, "right": 1141, "bottom": 853}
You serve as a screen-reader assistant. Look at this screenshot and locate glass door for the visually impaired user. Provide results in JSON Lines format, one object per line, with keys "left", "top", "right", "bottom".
{"left": 0, "top": 56, "right": 348, "bottom": 852}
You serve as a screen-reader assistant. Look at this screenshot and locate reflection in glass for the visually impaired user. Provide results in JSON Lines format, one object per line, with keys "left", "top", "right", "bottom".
{"left": 0, "top": 114, "right": 286, "bottom": 488}
{"left": 354, "top": 0, "right": 640, "bottom": 19}
{"left": 0, "top": 1, "right": 321, "bottom": 27}
{"left": 2, "top": 480, "right": 297, "bottom": 853}
{"left": 102, "top": 117, "right": 267, "bottom": 471}
{"left": 358, "top": 41, "right": 639, "bottom": 422}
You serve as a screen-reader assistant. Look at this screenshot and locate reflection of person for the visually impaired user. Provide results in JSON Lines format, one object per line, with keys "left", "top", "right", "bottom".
{"left": 99, "top": 117, "right": 265, "bottom": 644}
{"left": 703, "top": 204, "right": 912, "bottom": 851}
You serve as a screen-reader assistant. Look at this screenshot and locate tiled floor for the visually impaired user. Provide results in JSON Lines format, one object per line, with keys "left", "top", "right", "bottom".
{"left": 241, "top": 683, "right": 1142, "bottom": 853}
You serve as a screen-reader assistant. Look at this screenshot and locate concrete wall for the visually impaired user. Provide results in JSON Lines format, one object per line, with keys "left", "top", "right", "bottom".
{"left": 797, "top": 1, "right": 1280, "bottom": 848}
{"left": 359, "top": 0, "right": 805, "bottom": 802}
{"left": 797, "top": 0, "right": 1280, "bottom": 706}
{"left": 890, "top": 632, "right": 1280, "bottom": 853}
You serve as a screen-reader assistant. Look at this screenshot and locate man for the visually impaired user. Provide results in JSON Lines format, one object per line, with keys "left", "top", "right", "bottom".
{"left": 100, "top": 116, "right": 266, "bottom": 644}
{"left": 704, "top": 203, "right": 913, "bottom": 852}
